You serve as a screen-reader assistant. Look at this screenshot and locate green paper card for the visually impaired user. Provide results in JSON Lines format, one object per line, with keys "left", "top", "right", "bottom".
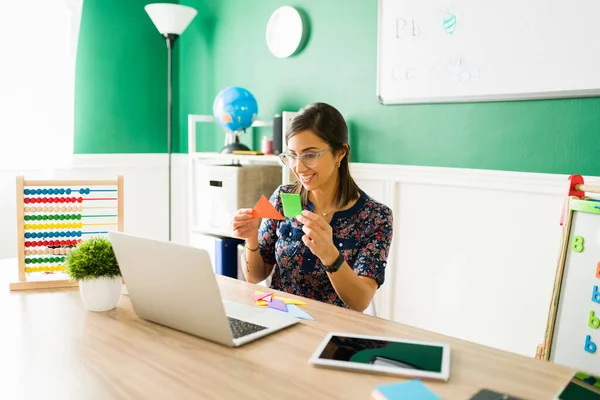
{"left": 280, "top": 193, "right": 303, "bottom": 218}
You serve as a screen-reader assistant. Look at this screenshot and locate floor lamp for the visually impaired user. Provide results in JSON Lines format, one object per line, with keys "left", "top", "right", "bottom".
{"left": 145, "top": 3, "right": 198, "bottom": 241}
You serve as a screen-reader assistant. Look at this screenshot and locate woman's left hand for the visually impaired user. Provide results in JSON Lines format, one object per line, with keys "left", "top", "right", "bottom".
{"left": 296, "top": 210, "right": 340, "bottom": 267}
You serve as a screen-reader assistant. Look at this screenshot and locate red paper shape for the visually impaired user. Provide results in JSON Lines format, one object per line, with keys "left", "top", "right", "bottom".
{"left": 261, "top": 294, "right": 273, "bottom": 302}
{"left": 251, "top": 292, "right": 274, "bottom": 301}
{"left": 252, "top": 195, "right": 284, "bottom": 220}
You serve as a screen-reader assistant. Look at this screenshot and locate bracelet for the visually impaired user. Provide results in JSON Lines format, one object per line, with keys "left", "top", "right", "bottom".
{"left": 245, "top": 242, "right": 259, "bottom": 252}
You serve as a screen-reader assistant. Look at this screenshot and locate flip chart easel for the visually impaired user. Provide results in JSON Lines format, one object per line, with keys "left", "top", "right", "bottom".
{"left": 537, "top": 175, "right": 600, "bottom": 376}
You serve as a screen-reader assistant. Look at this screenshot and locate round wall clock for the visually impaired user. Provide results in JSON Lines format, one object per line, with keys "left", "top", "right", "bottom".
{"left": 266, "top": 6, "right": 308, "bottom": 58}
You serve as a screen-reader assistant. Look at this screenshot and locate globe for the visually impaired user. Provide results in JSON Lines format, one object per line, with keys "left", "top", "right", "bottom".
{"left": 213, "top": 86, "right": 258, "bottom": 132}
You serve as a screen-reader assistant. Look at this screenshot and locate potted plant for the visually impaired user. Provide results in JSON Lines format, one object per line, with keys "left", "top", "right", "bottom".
{"left": 65, "top": 236, "right": 122, "bottom": 312}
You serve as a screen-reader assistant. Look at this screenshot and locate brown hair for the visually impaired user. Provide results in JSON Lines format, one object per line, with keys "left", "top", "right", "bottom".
{"left": 286, "top": 102, "right": 360, "bottom": 209}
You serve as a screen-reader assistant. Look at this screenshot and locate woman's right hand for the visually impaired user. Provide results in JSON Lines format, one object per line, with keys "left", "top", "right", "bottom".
{"left": 232, "top": 208, "right": 260, "bottom": 239}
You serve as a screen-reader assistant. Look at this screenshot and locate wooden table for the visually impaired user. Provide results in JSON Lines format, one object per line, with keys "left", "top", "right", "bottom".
{"left": 0, "top": 259, "right": 574, "bottom": 400}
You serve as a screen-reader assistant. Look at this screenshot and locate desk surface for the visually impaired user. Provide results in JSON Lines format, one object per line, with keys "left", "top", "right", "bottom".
{"left": 0, "top": 259, "right": 574, "bottom": 400}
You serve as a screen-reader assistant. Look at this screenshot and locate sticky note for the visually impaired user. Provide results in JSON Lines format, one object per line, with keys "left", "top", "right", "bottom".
{"left": 268, "top": 298, "right": 287, "bottom": 312}
{"left": 372, "top": 379, "right": 440, "bottom": 400}
{"left": 286, "top": 304, "right": 314, "bottom": 320}
{"left": 280, "top": 193, "right": 303, "bottom": 218}
{"left": 252, "top": 195, "right": 284, "bottom": 220}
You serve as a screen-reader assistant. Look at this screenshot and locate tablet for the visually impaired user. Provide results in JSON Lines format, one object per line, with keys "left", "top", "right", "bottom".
{"left": 553, "top": 371, "right": 600, "bottom": 400}
{"left": 308, "top": 332, "right": 451, "bottom": 381}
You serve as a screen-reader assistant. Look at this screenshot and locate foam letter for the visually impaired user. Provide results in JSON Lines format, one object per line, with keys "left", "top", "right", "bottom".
{"left": 596, "top": 262, "right": 600, "bottom": 279}
{"left": 585, "top": 335, "right": 597, "bottom": 354}
{"left": 572, "top": 235, "right": 584, "bottom": 253}
{"left": 593, "top": 286, "right": 600, "bottom": 304}
{"left": 590, "top": 310, "right": 600, "bottom": 329}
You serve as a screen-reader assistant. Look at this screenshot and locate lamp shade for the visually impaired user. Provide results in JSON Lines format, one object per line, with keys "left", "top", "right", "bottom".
{"left": 145, "top": 3, "right": 198, "bottom": 35}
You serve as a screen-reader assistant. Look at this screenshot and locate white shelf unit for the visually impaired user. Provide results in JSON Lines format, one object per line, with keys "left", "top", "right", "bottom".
{"left": 187, "top": 114, "right": 295, "bottom": 239}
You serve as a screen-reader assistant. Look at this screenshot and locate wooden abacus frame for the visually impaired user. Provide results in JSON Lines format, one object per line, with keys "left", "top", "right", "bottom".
{"left": 536, "top": 175, "right": 600, "bottom": 360}
{"left": 10, "top": 176, "right": 124, "bottom": 291}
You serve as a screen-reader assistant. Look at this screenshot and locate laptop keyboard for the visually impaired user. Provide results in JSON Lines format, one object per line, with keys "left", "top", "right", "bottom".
{"left": 227, "top": 316, "right": 268, "bottom": 339}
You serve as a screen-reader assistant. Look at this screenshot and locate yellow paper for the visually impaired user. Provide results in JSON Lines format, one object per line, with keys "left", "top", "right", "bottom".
{"left": 254, "top": 291, "right": 307, "bottom": 306}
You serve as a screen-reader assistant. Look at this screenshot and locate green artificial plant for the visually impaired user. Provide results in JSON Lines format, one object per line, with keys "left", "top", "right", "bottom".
{"left": 65, "top": 237, "right": 121, "bottom": 281}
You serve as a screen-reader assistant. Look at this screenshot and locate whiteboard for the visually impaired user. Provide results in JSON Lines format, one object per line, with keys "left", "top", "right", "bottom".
{"left": 549, "top": 200, "right": 600, "bottom": 376}
{"left": 377, "top": 0, "right": 600, "bottom": 104}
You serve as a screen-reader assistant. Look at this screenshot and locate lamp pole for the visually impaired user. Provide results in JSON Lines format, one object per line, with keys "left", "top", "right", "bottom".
{"left": 166, "top": 33, "right": 176, "bottom": 241}
{"left": 145, "top": 4, "right": 197, "bottom": 241}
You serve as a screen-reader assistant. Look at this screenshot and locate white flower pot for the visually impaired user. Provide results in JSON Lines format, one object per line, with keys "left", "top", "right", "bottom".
{"left": 78, "top": 276, "right": 122, "bottom": 312}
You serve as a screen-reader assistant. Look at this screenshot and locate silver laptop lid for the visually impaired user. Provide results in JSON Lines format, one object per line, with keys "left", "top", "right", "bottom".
{"left": 108, "top": 232, "right": 235, "bottom": 346}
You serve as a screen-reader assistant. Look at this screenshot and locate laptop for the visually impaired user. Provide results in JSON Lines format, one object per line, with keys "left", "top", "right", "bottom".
{"left": 108, "top": 231, "right": 299, "bottom": 347}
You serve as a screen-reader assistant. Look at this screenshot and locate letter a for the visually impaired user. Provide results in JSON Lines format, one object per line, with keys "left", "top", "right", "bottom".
{"left": 585, "top": 335, "right": 597, "bottom": 353}
{"left": 590, "top": 310, "right": 600, "bottom": 329}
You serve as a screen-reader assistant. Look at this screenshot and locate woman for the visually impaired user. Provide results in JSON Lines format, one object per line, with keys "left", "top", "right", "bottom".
{"left": 232, "top": 102, "right": 393, "bottom": 312}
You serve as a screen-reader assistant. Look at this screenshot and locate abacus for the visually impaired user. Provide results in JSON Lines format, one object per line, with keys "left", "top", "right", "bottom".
{"left": 10, "top": 175, "right": 124, "bottom": 291}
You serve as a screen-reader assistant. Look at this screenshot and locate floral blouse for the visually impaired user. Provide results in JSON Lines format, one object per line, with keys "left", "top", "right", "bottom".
{"left": 257, "top": 184, "right": 394, "bottom": 309}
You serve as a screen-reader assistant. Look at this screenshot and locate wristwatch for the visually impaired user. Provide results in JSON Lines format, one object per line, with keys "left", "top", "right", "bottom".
{"left": 323, "top": 251, "right": 344, "bottom": 273}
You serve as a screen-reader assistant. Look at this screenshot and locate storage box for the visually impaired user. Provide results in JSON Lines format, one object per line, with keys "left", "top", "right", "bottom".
{"left": 190, "top": 232, "right": 243, "bottom": 279}
{"left": 194, "top": 164, "right": 282, "bottom": 234}
{"left": 214, "top": 236, "right": 244, "bottom": 278}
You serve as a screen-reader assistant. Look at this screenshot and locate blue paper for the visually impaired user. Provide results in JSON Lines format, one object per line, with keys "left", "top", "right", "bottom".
{"left": 374, "top": 379, "right": 440, "bottom": 399}
{"left": 266, "top": 304, "right": 315, "bottom": 320}
{"left": 286, "top": 304, "right": 314, "bottom": 320}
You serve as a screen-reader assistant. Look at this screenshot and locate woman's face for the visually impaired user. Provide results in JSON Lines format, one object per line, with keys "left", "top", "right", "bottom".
{"left": 286, "top": 130, "right": 341, "bottom": 192}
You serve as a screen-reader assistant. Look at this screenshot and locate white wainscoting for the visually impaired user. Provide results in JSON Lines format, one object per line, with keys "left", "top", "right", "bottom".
{"left": 0, "top": 155, "right": 171, "bottom": 260}
{"left": 350, "top": 164, "right": 600, "bottom": 358}
{"left": 1, "top": 154, "right": 597, "bottom": 359}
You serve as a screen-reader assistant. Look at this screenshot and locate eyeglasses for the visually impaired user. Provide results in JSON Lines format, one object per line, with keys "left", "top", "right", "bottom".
{"left": 278, "top": 149, "right": 330, "bottom": 169}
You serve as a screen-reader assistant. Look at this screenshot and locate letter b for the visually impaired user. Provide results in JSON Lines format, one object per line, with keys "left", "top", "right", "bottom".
{"left": 585, "top": 335, "right": 597, "bottom": 354}
{"left": 593, "top": 286, "right": 600, "bottom": 304}
{"left": 590, "top": 310, "right": 600, "bottom": 329}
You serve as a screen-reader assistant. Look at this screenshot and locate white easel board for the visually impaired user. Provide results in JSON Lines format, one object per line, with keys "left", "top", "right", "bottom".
{"left": 377, "top": 0, "right": 600, "bottom": 104}
{"left": 547, "top": 199, "right": 600, "bottom": 375}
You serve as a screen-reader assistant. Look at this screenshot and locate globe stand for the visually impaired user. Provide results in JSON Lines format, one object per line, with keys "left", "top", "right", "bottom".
{"left": 220, "top": 130, "right": 251, "bottom": 154}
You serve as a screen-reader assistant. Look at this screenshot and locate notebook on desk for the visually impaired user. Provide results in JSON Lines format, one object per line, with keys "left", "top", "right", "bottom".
{"left": 108, "top": 232, "right": 299, "bottom": 347}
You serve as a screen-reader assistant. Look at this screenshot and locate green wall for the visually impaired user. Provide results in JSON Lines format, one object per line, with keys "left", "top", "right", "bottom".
{"left": 74, "top": 0, "right": 175, "bottom": 153}
{"left": 176, "top": 0, "right": 219, "bottom": 154}
{"left": 75, "top": 0, "right": 600, "bottom": 177}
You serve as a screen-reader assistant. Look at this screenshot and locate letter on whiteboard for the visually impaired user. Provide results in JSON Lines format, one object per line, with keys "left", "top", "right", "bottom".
{"left": 593, "top": 286, "right": 600, "bottom": 304}
{"left": 590, "top": 310, "right": 600, "bottom": 329}
{"left": 585, "top": 335, "right": 597, "bottom": 354}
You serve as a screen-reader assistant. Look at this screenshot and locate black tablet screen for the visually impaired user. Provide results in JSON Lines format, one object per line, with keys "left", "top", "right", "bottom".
{"left": 316, "top": 335, "right": 444, "bottom": 373}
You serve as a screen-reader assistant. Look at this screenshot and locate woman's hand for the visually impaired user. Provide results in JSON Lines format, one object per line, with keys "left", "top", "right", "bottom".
{"left": 296, "top": 210, "right": 340, "bottom": 266}
{"left": 232, "top": 208, "right": 260, "bottom": 239}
